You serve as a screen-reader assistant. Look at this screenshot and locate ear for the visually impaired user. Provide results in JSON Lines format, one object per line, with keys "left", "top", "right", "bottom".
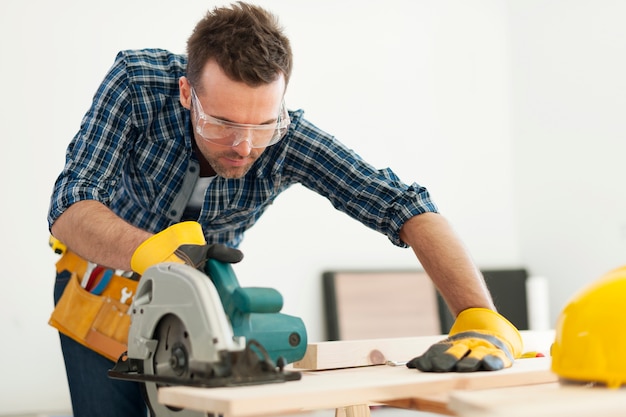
{"left": 179, "top": 76, "right": 192, "bottom": 110}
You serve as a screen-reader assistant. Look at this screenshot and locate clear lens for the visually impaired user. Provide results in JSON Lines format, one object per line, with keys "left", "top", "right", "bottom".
{"left": 191, "top": 88, "right": 290, "bottom": 148}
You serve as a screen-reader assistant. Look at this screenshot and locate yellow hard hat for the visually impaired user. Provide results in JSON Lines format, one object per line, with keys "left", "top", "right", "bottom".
{"left": 551, "top": 265, "right": 626, "bottom": 389}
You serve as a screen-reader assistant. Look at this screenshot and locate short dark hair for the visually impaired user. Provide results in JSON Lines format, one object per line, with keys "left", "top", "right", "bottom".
{"left": 186, "top": 2, "right": 292, "bottom": 91}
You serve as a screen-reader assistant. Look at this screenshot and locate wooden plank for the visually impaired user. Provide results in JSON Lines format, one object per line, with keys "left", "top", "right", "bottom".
{"left": 159, "top": 356, "right": 556, "bottom": 417}
{"left": 293, "top": 330, "right": 555, "bottom": 370}
{"left": 327, "top": 270, "right": 441, "bottom": 340}
{"left": 292, "top": 335, "right": 444, "bottom": 370}
{"left": 382, "top": 393, "right": 454, "bottom": 416}
{"left": 335, "top": 404, "right": 371, "bottom": 417}
{"left": 449, "top": 382, "right": 626, "bottom": 417}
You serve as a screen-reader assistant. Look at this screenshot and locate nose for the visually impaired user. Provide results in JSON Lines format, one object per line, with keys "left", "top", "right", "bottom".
{"left": 232, "top": 130, "right": 253, "bottom": 156}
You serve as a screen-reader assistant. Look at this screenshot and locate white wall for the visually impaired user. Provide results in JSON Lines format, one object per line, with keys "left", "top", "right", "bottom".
{"left": 507, "top": 0, "right": 626, "bottom": 320}
{"left": 1, "top": 0, "right": 623, "bottom": 414}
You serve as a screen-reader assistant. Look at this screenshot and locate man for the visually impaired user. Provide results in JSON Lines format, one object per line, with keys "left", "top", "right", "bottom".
{"left": 48, "top": 2, "right": 522, "bottom": 416}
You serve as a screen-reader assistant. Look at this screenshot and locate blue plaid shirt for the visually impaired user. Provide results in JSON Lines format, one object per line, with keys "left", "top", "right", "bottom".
{"left": 48, "top": 49, "right": 438, "bottom": 248}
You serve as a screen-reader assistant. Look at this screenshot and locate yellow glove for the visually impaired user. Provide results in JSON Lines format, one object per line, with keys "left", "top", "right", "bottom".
{"left": 407, "top": 308, "right": 523, "bottom": 372}
{"left": 131, "top": 221, "right": 243, "bottom": 275}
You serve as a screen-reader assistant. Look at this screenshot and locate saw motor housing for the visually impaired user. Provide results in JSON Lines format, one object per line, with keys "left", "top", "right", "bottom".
{"left": 206, "top": 259, "right": 307, "bottom": 364}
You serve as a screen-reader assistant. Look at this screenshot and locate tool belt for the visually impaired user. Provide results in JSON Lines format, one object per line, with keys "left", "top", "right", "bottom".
{"left": 49, "top": 250, "right": 138, "bottom": 362}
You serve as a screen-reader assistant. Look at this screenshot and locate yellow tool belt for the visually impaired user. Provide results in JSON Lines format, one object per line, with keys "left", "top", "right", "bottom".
{"left": 49, "top": 250, "right": 138, "bottom": 362}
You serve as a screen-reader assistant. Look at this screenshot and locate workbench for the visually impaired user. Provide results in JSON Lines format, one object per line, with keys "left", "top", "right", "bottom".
{"left": 159, "top": 330, "right": 585, "bottom": 416}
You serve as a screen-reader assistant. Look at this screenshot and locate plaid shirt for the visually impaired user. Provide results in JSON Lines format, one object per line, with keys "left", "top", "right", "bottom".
{"left": 48, "top": 49, "right": 438, "bottom": 248}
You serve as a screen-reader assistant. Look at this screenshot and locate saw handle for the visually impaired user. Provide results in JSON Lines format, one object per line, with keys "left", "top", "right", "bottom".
{"left": 233, "top": 287, "right": 283, "bottom": 314}
{"left": 206, "top": 260, "right": 282, "bottom": 318}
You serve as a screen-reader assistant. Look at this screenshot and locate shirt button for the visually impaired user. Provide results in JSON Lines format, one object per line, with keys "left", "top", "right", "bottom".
{"left": 170, "top": 210, "right": 178, "bottom": 216}
{"left": 189, "top": 165, "right": 196, "bottom": 173}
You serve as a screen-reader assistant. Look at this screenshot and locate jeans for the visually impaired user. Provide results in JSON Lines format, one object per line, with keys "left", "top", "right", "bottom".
{"left": 54, "top": 271, "right": 147, "bottom": 417}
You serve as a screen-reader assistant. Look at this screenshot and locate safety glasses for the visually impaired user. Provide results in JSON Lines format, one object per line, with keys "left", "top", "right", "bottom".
{"left": 190, "top": 88, "right": 290, "bottom": 148}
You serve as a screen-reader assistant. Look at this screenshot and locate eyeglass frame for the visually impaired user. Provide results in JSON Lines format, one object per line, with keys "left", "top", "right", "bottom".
{"left": 189, "top": 87, "right": 290, "bottom": 149}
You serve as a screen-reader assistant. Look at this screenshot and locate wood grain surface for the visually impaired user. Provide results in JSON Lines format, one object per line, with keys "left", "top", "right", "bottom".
{"left": 159, "top": 356, "right": 556, "bottom": 417}
{"left": 293, "top": 330, "right": 555, "bottom": 370}
{"left": 449, "top": 382, "right": 626, "bottom": 417}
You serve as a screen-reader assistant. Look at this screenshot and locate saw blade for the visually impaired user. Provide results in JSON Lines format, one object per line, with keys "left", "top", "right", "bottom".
{"left": 144, "top": 314, "right": 205, "bottom": 417}
{"left": 153, "top": 314, "right": 193, "bottom": 380}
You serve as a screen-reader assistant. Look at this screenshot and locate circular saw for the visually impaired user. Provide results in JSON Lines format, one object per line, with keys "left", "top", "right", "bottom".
{"left": 109, "top": 260, "right": 307, "bottom": 416}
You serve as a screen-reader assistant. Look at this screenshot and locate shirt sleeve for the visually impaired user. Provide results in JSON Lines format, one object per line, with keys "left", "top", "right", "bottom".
{"left": 47, "top": 51, "right": 136, "bottom": 229}
{"left": 283, "top": 112, "right": 439, "bottom": 247}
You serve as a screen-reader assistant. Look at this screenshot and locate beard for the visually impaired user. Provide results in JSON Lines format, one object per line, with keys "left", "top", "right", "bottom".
{"left": 203, "top": 148, "right": 261, "bottom": 179}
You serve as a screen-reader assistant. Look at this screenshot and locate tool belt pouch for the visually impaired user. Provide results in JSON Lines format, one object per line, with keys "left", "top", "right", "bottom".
{"left": 49, "top": 252, "right": 137, "bottom": 362}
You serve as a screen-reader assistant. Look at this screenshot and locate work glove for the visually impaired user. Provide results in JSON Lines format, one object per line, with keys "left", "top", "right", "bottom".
{"left": 130, "top": 221, "right": 243, "bottom": 275}
{"left": 407, "top": 308, "right": 523, "bottom": 372}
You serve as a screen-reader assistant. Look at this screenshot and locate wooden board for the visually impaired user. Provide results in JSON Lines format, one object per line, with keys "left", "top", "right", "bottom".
{"left": 323, "top": 270, "right": 441, "bottom": 340}
{"left": 292, "top": 335, "right": 444, "bottom": 370}
{"left": 381, "top": 392, "right": 455, "bottom": 416}
{"left": 293, "top": 330, "right": 555, "bottom": 370}
{"left": 159, "top": 356, "right": 557, "bottom": 417}
{"left": 449, "top": 382, "right": 626, "bottom": 417}
{"left": 323, "top": 268, "right": 532, "bottom": 340}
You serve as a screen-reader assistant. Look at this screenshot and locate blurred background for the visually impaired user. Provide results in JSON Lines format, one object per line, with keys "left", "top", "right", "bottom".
{"left": 1, "top": 0, "right": 625, "bottom": 414}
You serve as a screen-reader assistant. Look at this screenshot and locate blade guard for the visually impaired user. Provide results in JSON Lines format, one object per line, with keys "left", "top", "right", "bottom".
{"left": 126, "top": 262, "right": 245, "bottom": 363}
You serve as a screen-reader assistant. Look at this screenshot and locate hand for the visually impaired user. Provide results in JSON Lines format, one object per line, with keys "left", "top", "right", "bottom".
{"left": 131, "top": 221, "right": 243, "bottom": 275}
{"left": 407, "top": 308, "right": 523, "bottom": 372}
{"left": 174, "top": 243, "right": 244, "bottom": 269}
